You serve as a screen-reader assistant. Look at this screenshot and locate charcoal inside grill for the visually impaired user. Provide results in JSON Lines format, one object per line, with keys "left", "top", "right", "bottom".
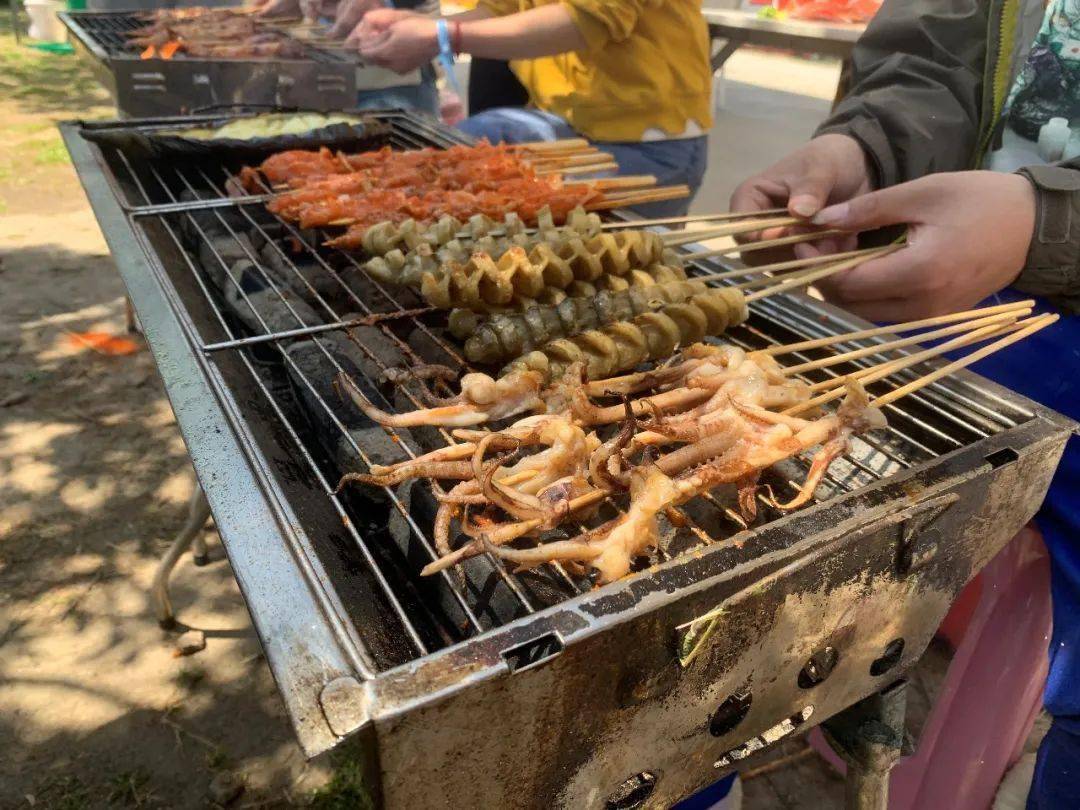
{"left": 285, "top": 334, "right": 409, "bottom": 477}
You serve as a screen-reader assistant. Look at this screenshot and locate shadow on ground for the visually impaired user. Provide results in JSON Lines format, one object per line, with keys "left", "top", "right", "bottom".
{"left": 0, "top": 242, "right": 344, "bottom": 808}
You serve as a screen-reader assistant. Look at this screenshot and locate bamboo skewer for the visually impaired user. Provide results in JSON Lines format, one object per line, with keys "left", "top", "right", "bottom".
{"left": 585, "top": 185, "right": 691, "bottom": 211}
{"left": 538, "top": 162, "right": 620, "bottom": 176}
{"left": 699, "top": 246, "right": 881, "bottom": 286}
{"left": 661, "top": 217, "right": 803, "bottom": 247}
{"left": 784, "top": 318, "right": 1036, "bottom": 414}
{"left": 871, "top": 314, "right": 1058, "bottom": 408}
{"left": 682, "top": 228, "right": 842, "bottom": 261}
{"left": 760, "top": 300, "right": 1037, "bottom": 356}
{"left": 602, "top": 184, "right": 691, "bottom": 202}
{"left": 530, "top": 151, "right": 614, "bottom": 168}
{"left": 805, "top": 321, "right": 1008, "bottom": 392}
{"left": 603, "top": 209, "right": 789, "bottom": 230}
{"left": 442, "top": 208, "right": 793, "bottom": 242}
{"left": 511, "top": 138, "right": 591, "bottom": 152}
{"left": 780, "top": 309, "right": 1031, "bottom": 375}
{"left": 740, "top": 261, "right": 850, "bottom": 294}
{"left": 586, "top": 175, "right": 658, "bottom": 191}
{"left": 744, "top": 246, "right": 899, "bottom": 302}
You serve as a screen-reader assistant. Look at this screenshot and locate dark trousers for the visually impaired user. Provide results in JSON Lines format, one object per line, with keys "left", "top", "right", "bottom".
{"left": 1028, "top": 720, "right": 1080, "bottom": 809}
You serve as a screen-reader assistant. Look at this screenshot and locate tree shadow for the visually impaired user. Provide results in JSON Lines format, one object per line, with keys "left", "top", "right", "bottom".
{"left": 0, "top": 242, "right": 325, "bottom": 807}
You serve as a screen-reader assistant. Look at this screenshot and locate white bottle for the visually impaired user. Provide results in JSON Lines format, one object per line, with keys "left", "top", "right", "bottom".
{"left": 1038, "top": 117, "right": 1070, "bottom": 162}
{"left": 1063, "top": 128, "right": 1080, "bottom": 162}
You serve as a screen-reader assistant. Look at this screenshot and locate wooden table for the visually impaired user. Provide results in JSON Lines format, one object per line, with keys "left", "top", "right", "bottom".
{"left": 703, "top": 7, "right": 866, "bottom": 104}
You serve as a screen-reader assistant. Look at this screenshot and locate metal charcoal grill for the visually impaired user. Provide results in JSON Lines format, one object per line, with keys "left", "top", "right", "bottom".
{"left": 62, "top": 111, "right": 1075, "bottom": 809}
{"left": 59, "top": 10, "right": 356, "bottom": 116}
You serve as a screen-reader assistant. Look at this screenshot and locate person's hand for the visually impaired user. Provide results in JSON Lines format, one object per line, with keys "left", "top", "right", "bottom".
{"left": 253, "top": 0, "right": 301, "bottom": 19}
{"left": 350, "top": 12, "right": 438, "bottom": 73}
{"left": 810, "top": 171, "right": 1036, "bottom": 322}
{"left": 729, "top": 134, "right": 875, "bottom": 263}
{"left": 300, "top": 0, "right": 338, "bottom": 23}
{"left": 328, "top": 0, "right": 393, "bottom": 39}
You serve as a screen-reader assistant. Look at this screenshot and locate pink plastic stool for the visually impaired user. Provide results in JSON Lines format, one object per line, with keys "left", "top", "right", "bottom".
{"left": 811, "top": 525, "right": 1052, "bottom": 809}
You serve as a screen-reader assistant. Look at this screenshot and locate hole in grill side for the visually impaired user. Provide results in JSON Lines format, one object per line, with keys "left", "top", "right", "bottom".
{"left": 985, "top": 447, "right": 1019, "bottom": 469}
{"left": 606, "top": 771, "right": 658, "bottom": 810}
{"left": 870, "top": 639, "right": 906, "bottom": 676}
{"left": 798, "top": 647, "right": 840, "bottom": 689}
{"left": 502, "top": 632, "right": 564, "bottom": 674}
{"left": 710, "top": 690, "right": 752, "bottom": 737}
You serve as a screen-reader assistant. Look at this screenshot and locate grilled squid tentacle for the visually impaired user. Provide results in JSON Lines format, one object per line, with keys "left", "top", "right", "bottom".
{"left": 764, "top": 434, "right": 849, "bottom": 511}
{"left": 480, "top": 537, "right": 604, "bottom": 572}
{"left": 335, "top": 460, "right": 476, "bottom": 492}
{"left": 337, "top": 369, "right": 545, "bottom": 429}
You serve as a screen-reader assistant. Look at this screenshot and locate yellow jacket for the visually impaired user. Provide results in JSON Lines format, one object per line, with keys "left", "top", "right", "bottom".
{"left": 477, "top": 0, "right": 713, "bottom": 142}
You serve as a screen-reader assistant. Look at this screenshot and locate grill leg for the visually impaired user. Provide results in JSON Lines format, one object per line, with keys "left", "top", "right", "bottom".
{"left": 152, "top": 485, "right": 212, "bottom": 630}
{"left": 822, "top": 680, "right": 909, "bottom": 810}
{"left": 124, "top": 297, "right": 139, "bottom": 335}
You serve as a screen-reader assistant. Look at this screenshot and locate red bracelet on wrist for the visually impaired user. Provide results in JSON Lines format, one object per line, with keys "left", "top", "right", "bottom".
{"left": 451, "top": 20, "right": 463, "bottom": 55}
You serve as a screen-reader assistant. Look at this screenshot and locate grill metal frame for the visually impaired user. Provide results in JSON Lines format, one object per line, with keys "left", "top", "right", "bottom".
{"left": 62, "top": 111, "right": 1076, "bottom": 807}
{"left": 60, "top": 10, "right": 356, "bottom": 116}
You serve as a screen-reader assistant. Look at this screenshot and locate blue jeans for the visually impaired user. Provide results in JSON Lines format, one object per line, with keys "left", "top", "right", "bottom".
{"left": 355, "top": 63, "right": 439, "bottom": 117}
{"left": 457, "top": 108, "right": 708, "bottom": 218}
{"left": 1028, "top": 720, "right": 1080, "bottom": 809}
{"left": 675, "top": 773, "right": 736, "bottom": 809}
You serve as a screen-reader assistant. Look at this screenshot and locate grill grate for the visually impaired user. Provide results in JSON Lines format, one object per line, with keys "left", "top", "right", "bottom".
{"left": 65, "top": 10, "right": 345, "bottom": 63}
{"left": 105, "top": 111, "right": 1031, "bottom": 670}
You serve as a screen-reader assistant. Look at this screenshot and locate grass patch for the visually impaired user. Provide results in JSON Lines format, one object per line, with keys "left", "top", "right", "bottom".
{"left": 34, "top": 138, "right": 70, "bottom": 166}
{"left": 105, "top": 769, "right": 156, "bottom": 807}
{"left": 308, "top": 757, "right": 374, "bottom": 810}
{"left": 34, "top": 774, "right": 94, "bottom": 810}
{"left": 173, "top": 665, "right": 207, "bottom": 691}
{"left": 0, "top": 14, "right": 109, "bottom": 114}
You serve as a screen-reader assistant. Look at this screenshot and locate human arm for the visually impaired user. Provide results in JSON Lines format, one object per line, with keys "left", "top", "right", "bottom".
{"left": 253, "top": 0, "right": 304, "bottom": 20}
{"left": 729, "top": 0, "right": 1080, "bottom": 312}
{"left": 328, "top": 0, "right": 409, "bottom": 40}
{"left": 350, "top": 5, "right": 588, "bottom": 71}
{"left": 817, "top": 0, "right": 991, "bottom": 190}
{"left": 730, "top": 0, "right": 990, "bottom": 224}
{"left": 351, "top": 0, "right": 660, "bottom": 72}
{"left": 810, "top": 164, "right": 1080, "bottom": 321}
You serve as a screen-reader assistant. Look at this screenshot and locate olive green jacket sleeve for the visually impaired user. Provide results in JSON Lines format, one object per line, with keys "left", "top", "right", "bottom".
{"left": 815, "top": 0, "right": 1080, "bottom": 311}
{"left": 815, "top": 0, "right": 990, "bottom": 188}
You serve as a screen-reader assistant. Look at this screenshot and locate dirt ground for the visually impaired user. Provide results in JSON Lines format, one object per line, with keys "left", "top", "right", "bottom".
{"left": 0, "top": 19, "right": 353, "bottom": 810}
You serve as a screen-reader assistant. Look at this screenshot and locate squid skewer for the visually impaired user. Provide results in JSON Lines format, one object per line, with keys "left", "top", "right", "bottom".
{"left": 479, "top": 382, "right": 885, "bottom": 583}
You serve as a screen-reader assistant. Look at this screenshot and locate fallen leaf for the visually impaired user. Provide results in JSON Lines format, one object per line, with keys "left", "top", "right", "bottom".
{"left": 65, "top": 332, "right": 140, "bottom": 356}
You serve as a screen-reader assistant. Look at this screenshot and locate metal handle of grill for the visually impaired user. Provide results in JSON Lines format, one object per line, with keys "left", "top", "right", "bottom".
{"left": 190, "top": 102, "right": 302, "bottom": 114}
